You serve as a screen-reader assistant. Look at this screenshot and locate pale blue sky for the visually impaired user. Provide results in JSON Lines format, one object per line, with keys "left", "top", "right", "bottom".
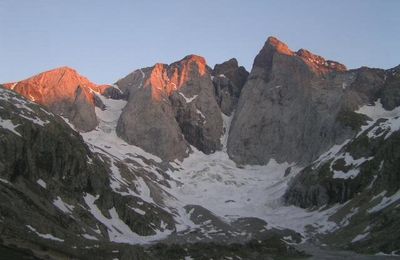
{"left": 0, "top": 0, "right": 399, "bottom": 84}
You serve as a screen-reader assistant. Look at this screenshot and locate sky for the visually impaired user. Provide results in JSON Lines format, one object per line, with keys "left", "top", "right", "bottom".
{"left": 0, "top": 0, "right": 399, "bottom": 84}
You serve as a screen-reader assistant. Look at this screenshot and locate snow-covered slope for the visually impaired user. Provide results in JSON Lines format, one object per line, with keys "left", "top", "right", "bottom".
{"left": 68, "top": 93, "right": 382, "bottom": 246}
{"left": 72, "top": 92, "right": 400, "bottom": 257}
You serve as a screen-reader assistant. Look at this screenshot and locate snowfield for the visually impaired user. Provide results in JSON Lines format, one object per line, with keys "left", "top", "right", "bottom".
{"left": 165, "top": 147, "right": 343, "bottom": 237}
{"left": 63, "top": 94, "right": 400, "bottom": 246}
{"left": 75, "top": 94, "right": 362, "bottom": 243}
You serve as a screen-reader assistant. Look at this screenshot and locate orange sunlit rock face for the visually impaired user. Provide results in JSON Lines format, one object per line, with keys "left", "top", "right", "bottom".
{"left": 3, "top": 66, "right": 110, "bottom": 106}
{"left": 266, "top": 36, "right": 347, "bottom": 74}
{"left": 143, "top": 55, "right": 208, "bottom": 101}
{"left": 296, "top": 48, "right": 347, "bottom": 74}
{"left": 267, "top": 36, "right": 294, "bottom": 56}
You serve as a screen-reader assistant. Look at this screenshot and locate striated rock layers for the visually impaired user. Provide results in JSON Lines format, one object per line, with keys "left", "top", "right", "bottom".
{"left": 227, "top": 36, "right": 395, "bottom": 165}
{"left": 3, "top": 67, "right": 113, "bottom": 131}
{"left": 115, "top": 55, "right": 223, "bottom": 161}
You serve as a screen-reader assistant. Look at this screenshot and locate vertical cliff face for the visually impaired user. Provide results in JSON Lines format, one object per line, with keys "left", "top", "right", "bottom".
{"left": 3, "top": 67, "right": 112, "bottom": 131}
{"left": 116, "top": 55, "right": 223, "bottom": 161}
{"left": 227, "top": 37, "right": 382, "bottom": 165}
{"left": 212, "top": 58, "right": 249, "bottom": 116}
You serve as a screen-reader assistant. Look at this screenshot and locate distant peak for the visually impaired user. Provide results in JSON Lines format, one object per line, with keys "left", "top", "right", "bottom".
{"left": 44, "top": 66, "right": 78, "bottom": 75}
{"left": 142, "top": 55, "right": 210, "bottom": 101}
{"left": 55, "top": 66, "right": 76, "bottom": 71}
{"left": 254, "top": 36, "right": 346, "bottom": 74}
{"left": 177, "top": 54, "right": 207, "bottom": 76}
{"left": 225, "top": 58, "right": 239, "bottom": 66}
{"left": 2, "top": 66, "right": 111, "bottom": 106}
{"left": 180, "top": 54, "right": 207, "bottom": 65}
{"left": 265, "top": 36, "right": 293, "bottom": 56}
{"left": 213, "top": 58, "right": 242, "bottom": 75}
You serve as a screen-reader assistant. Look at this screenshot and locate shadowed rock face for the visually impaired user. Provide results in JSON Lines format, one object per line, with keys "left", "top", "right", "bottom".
{"left": 0, "top": 87, "right": 176, "bottom": 258}
{"left": 3, "top": 67, "right": 112, "bottom": 131}
{"left": 212, "top": 58, "right": 249, "bottom": 115}
{"left": 116, "top": 55, "right": 223, "bottom": 161}
{"left": 227, "top": 37, "right": 388, "bottom": 165}
{"left": 381, "top": 65, "right": 400, "bottom": 110}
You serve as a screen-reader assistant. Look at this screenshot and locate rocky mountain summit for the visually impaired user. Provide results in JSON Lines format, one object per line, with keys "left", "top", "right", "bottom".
{"left": 228, "top": 36, "right": 398, "bottom": 165}
{"left": 3, "top": 67, "right": 117, "bottom": 132}
{"left": 115, "top": 55, "right": 223, "bottom": 160}
{"left": 1, "top": 36, "right": 400, "bottom": 259}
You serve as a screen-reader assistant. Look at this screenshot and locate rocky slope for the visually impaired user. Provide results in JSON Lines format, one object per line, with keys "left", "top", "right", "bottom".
{"left": 284, "top": 99, "right": 400, "bottom": 255}
{"left": 0, "top": 86, "right": 178, "bottom": 259}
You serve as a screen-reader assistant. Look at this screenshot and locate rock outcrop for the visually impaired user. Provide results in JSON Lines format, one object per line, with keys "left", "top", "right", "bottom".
{"left": 212, "top": 58, "right": 249, "bottom": 115}
{"left": 227, "top": 37, "right": 388, "bottom": 165}
{"left": 3, "top": 67, "right": 114, "bottom": 131}
{"left": 116, "top": 55, "right": 223, "bottom": 161}
{"left": 285, "top": 124, "right": 400, "bottom": 209}
{"left": 283, "top": 106, "right": 400, "bottom": 254}
{"left": 381, "top": 65, "right": 400, "bottom": 110}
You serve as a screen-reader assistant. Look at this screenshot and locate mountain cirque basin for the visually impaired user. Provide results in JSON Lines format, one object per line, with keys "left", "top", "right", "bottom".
{"left": 0, "top": 36, "right": 400, "bottom": 259}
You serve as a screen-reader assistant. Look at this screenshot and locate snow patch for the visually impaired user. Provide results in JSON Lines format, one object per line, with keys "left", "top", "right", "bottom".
{"left": 53, "top": 196, "right": 75, "bottom": 214}
{"left": 356, "top": 99, "right": 400, "bottom": 121}
{"left": 220, "top": 113, "right": 233, "bottom": 151}
{"left": 83, "top": 193, "right": 171, "bottom": 244}
{"left": 0, "top": 119, "right": 21, "bottom": 137}
{"left": 368, "top": 190, "right": 400, "bottom": 213}
{"left": 331, "top": 153, "right": 373, "bottom": 179}
{"left": 19, "top": 114, "right": 49, "bottom": 127}
{"left": 36, "top": 179, "right": 47, "bottom": 189}
{"left": 26, "top": 225, "right": 64, "bottom": 242}
{"left": 0, "top": 178, "right": 10, "bottom": 184}
{"left": 82, "top": 233, "right": 99, "bottom": 241}
{"left": 129, "top": 206, "right": 146, "bottom": 216}
{"left": 81, "top": 94, "right": 162, "bottom": 166}
{"left": 179, "top": 92, "right": 198, "bottom": 103}
{"left": 136, "top": 177, "right": 156, "bottom": 204}
{"left": 351, "top": 232, "right": 369, "bottom": 243}
{"left": 196, "top": 109, "right": 206, "bottom": 121}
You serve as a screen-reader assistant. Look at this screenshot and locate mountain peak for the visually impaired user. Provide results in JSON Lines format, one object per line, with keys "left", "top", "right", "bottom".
{"left": 2, "top": 66, "right": 112, "bottom": 131}
{"left": 254, "top": 36, "right": 346, "bottom": 74}
{"left": 215, "top": 58, "right": 239, "bottom": 70}
{"left": 143, "top": 55, "right": 209, "bottom": 101}
{"left": 178, "top": 54, "right": 207, "bottom": 76}
{"left": 265, "top": 36, "right": 294, "bottom": 56}
{"left": 53, "top": 66, "right": 77, "bottom": 72}
{"left": 33, "top": 66, "right": 80, "bottom": 79}
{"left": 181, "top": 54, "right": 206, "bottom": 63}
